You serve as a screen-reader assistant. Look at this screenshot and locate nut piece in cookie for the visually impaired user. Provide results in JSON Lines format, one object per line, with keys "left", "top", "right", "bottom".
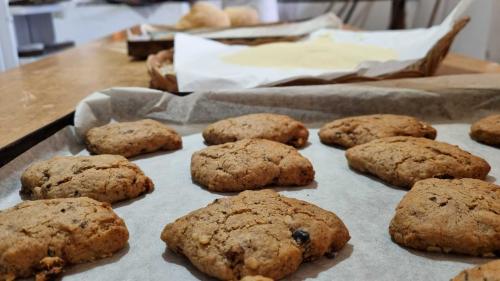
{"left": 161, "top": 189, "right": 350, "bottom": 280}
{"left": 389, "top": 178, "right": 500, "bottom": 257}
{"left": 85, "top": 119, "right": 182, "bottom": 158}
{"left": 191, "top": 139, "right": 314, "bottom": 192}
{"left": 0, "top": 197, "right": 129, "bottom": 280}
{"left": 345, "top": 136, "right": 490, "bottom": 188}
{"left": 21, "top": 155, "right": 154, "bottom": 203}
{"left": 319, "top": 114, "right": 436, "bottom": 148}
{"left": 451, "top": 260, "right": 500, "bottom": 281}
{"left": 203, "top": 113, "right": 309, "bottom": 148}
{"left": 470, "top": 114, "right": 500, "bottom": 146}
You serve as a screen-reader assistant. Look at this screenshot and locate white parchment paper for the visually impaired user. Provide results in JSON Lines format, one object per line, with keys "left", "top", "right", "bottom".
{"left": 2, "top": 84, "right": 500, "bottom": 280}
{"left": 174, "top": 0, "right": 473, "bottom": 92}
{"left": 0, "top": 125, "right": 496, "bottom": 281}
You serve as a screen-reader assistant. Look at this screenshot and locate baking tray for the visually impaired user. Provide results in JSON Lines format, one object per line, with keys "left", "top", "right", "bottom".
{"left": 2, "top": 86, "right": 499, "bottom": 281}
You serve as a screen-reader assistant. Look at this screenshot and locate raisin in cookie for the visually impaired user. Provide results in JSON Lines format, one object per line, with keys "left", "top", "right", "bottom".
{"left": 203, "top": 113, "right": 308, "bottom": 148}
{"left": 346, "top": 136, "right": 490, "bottom": 188}
{"left": 470, "top": 114, "right": 500, "bottom": 146}
{"left": 21, "top": 155, "right": 154, "bottom": 203}
{"left": 0, "top": 197, "right": 129, "bottom": 280}
{"left": 161, "top": 189, "right": 350, "bottom": 280}
{"left": 319, "top": 114, "right": 436, "bottom": 148}
{"left": 389, "top": 178, "right": 500, "bottom": 257}
{"left": 451, "top": 260, "right": 500, "bottom": 281}
{"left": 85, "top": 119, "right": 182, "bottom": 158}
{"left": 191, "top": 139, "right": 314, "bottom": 192}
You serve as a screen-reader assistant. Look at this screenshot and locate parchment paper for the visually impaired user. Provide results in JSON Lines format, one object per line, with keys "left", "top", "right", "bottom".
{"left": 174, "top": 0, "right": 472, "bottom": 92}
{"left": 0, "top": 126, "right": 496, "bottom": 281}
{"left": 2, "top": 85, "right": 500, "bottom": 281}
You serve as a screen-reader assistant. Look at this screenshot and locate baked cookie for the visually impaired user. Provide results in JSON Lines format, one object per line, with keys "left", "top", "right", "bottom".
{"left": 239, "top": 276, "right": 273, "bottom": 281}
{"left": 0, "top": 197, "right": 128, "bottom": 280}
{"left": 470, "top": 114, "right": 500, "bottom": 146}
{"left": 191, "top": 139, "right": 314, "bottom": 192}
{"left": 451, "top": 260, "right": 500, "bottom": 281}
{"left": 161, "top": 189, "right": 350, "bottom": 280}
{"left": 203, "top": 113, "right": 309, "bottom": 148}
{"left": 319, "top": 114, "right": 436, "bottom": 148}
{"left": 345, "top": 136, "right": 490, "bottom": 188}
{"left": 21, "top": 155, "right": 154, "bottom": 203}
{"left": 85, "top": 119, "right": 182, "bottom": 158}
{"left": 389, "top": 178, "right": 500, "bottom": 257}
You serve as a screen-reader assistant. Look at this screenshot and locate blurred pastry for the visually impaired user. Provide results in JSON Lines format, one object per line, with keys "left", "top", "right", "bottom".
{"left": 224, "top": 6, "right": 260, "bottom": 27}
{"left": 175, "top": 1, "right": 230, "bottom": 30}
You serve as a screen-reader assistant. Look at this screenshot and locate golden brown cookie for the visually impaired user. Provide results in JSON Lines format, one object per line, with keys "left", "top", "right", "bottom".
{"left": 0, "top": 197, "right": 129, "bottom": 280}
{"left": 224, "top": 6, "right": 260, "bottom": 27}
{"left": 389, "top": 178, "right": 500, "bottom": 257}
{"left": 21, "top": 155, "right": 154, "bottom": 203}
{"left": 161, "top": 189, "right": 350, "bottom": 280}
{"left": 451, "top": 260, "right": 500, "bottom": 281}
{"left": 175, "top": 2, "right": 230, "bottom": 29}
{"left": 239, "top": 275, "right": 273, "bottom": 281}
{"left": 191, "top": 139, "right": 314, "bottom": 192}
{"left": 345, "top": 136, "right": 490, "bottom": 188}
{"left": 319, "top": 114, "right": 436, "bottom": 148}
{"left": 85, "top": 119, "right": 182, "bottom": 158}
{"left": 203, "top": 113, "right": 309, "bottom": 148}
{"left": 470, "top": 114, "right": 500, "bottom": 146}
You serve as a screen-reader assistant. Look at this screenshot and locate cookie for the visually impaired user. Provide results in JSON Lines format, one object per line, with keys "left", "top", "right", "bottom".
{"left": 21, "top": 155, "right": 154, "bottom": 203}
{"left": 319, "top": 114, "right": 436, "bottom": 148}
{"left": 0, "top": 197, "right": 128, "bottom": 280}
{"left": 345, "top": 136, "right": 490, "bottom": 188}
{"left": 203, "top": 113, "right": 309, "bottom": 148}
{"left": 161, "top": 189, "right": 350, "bottom": 280}
{"left": 191, "top": 139, "right": 314, "bottom": 192}
{"left": 389, "top": 178, "right": 500, "bottom": 257}
{"left": 470, "top": 114, "right": 500, "bottom": 146}
{"left": 451, "top": 260, "right": 500, "bottom": 281}
{"left": 85, "top": 119, "right": 182, "bottom": 158}
{"left": 240, "top": 276, "right": 273, "bottom": 281}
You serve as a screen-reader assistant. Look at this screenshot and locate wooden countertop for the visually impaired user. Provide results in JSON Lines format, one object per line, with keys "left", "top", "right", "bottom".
{"left": 1, "top": 31, "right": 500, "bottom": 166}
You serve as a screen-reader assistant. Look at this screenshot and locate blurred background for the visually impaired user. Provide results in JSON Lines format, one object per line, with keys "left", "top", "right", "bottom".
{"left": 1, "top": 0, "right": 499, "bottom": 71}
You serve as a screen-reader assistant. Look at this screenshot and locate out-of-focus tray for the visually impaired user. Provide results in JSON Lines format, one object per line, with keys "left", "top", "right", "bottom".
{"left": 146, "top": 17, "right": 469, "bottom": 95}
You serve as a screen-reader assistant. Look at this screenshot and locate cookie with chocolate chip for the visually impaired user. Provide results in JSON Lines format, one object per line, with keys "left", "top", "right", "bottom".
{"left": 451, "top": 260, "right": 500, "bottom": 281}
{"left": 85, "top": 119, "right": 182, "bottom": 158}
{"left": 346, "top": 136, "right": 490, "bottom": 188}
{"left": 21, "top": 155, "right": 154, "bottom": 203}
{"left": 203, "top": 113, "right": 309, "bottom": 148}
{"left": 0, "top": 197, "right": 129, "bottom": 280}
{"left": 389, "top": 178, "right": 500, "bottom": 257}
{"left": 191, "top": 139, "right": 314, "bottom": 192}
{"left": 319, "top": 114, "right": 436, "bottom": 148}
{"left": 161, "top": 189, "right": 350, "bottom": 280}
{"left": 470, "top": 114, "right": 500, "bottom": 146}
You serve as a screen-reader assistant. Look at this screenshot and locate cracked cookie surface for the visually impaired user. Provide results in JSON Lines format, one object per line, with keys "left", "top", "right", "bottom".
{"left": 85, "top": 119, "right": 182, "bottom": 158}
{"left": 389, "top": 178, "right": 500, "bottom": 257}
{"left": 470, "top": 114, "right": 500, "bottom": 146}
{"left": 161, "top": 189, "right": 350, "bottom": 280}
{"left": 319, "top": 114, "right": 436, "bottom": 148}
{"left": 21, "top": 155, "right": 154, "bottom": 203}
{"left": 345, "top": 136, "right": 490, "bottom": 188}
{"left": 0, "top": 197, "right": 129, "bottom": 280}
{"left": 191, "top": 139, "right": 314, "bottom": 192}
{"left": 203, "top": 113, "right": 309, "bottom": 148}
{"left": 451, "top": 260, "right": 500, "bottom": 281}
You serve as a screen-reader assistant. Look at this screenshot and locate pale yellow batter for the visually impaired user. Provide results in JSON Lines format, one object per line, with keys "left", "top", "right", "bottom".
{"left": 222, "top": 36, "right": 397, "bottom": 70}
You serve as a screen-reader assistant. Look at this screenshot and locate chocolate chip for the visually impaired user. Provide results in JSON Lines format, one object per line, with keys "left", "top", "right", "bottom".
{"left": 60, "top": 209, "right": 65, "bottom": 213}
{"left": 292, "top": 229, "right": 310, "bottom": 245}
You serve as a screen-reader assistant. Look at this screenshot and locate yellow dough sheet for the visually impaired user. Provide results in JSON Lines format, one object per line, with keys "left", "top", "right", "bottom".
{"left": 222, "top": 36, "right": 398, "bottom": 70}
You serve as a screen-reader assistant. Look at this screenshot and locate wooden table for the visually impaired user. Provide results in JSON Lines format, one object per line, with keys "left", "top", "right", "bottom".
{"left": 1, "top": 31, "right": 500, "bottom": 166}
